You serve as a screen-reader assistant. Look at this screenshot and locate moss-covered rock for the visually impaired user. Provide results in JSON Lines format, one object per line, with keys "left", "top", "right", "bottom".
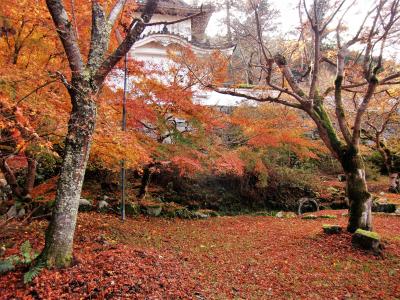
{"left": 322, "top": 224, "right": 342, "bottom": 234}
{"left": 192, "top": 211, "right": 209, "bottom": 219}
{"left": 254, "top": 211, "right": 276, "bottom": 217}
{"left": 320, "top": 215, "right": 337, "bottom": 219}
{"left": 302, "top": 214, "right": 317, "bottom": 220}
{"left": 275, "top": 211, "right": 297, "bottom": 218}
{"left": 162, "top": 202, "right": 192, "bottom": 219}
{"left": 196, "top": 209, "right": 220, "bottom": 217}
{"left": 143, "top": 204, "right": 162, "bottom": 217}
{"left": 352, "top": 229, "right": 382, "bottom": 254}
{"left": 78, "top": 198, "right": 93, "bottom": 212}
{"left": 125, "top": 202, "right": 140, "bottom": 217}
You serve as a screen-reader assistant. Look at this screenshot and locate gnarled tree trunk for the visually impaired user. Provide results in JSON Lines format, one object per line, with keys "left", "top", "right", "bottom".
{"left": 340, "top": 150, "right": 372, "bottom": 232}
{"left": 38, "top": 87, "right": 96, "bottom": 268}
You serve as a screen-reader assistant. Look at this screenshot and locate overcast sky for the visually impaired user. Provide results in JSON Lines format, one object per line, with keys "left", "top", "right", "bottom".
{"left": 182, "top": 0, "right": 376, "bottom": 37}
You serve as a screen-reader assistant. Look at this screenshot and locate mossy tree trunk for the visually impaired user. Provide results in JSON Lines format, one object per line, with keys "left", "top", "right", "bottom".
{"left": 340, "top": 148, "right": 372, "bottom": 232}
{"left": 216, "top": 0, "right": 400, "bottom": 235}
{"left": 310, "top": 104, "right": 373, "bottom": 232}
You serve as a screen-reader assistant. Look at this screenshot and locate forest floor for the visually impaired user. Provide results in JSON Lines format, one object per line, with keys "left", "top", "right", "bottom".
{"left": 1, "top": 210, "right": 400, "bottom": 299}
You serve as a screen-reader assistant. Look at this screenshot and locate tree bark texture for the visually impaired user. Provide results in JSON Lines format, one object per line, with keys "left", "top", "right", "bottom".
{"left": 340, "top": 149, "right": 373, "bottom": 232}
{"left": 38, "top": 88, "right": 96, "bottom": 268}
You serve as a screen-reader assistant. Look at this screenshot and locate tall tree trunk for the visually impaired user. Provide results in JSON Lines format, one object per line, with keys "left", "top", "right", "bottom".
{"left": 38, "top": 89, "right": 96, "bottom": 268}
{"left": 341, "top": 150, "right": 373, "bottom": 232}
{"left": 310, "top": 107, "right": 372, "bottom": 233}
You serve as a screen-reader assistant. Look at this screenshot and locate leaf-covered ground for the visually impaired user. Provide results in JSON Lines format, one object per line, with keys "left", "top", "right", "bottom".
{"left": 1, "top": 211, "right": 400, "bottom": 299}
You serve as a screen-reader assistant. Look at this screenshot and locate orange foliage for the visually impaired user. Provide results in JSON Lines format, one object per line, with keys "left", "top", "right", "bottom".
{"left": 232, "top": 104, "right": 327, "bottom": 159}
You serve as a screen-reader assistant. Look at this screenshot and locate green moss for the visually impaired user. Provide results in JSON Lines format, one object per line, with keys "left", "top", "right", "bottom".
{"left": 302, "top": 214, "right": 317, "bottom": 220}
{"left": 237, "top": 83, "right": 255, "bottom": 89}
{"left": 322, "top": 224, "right": 341, "bottom": 229}
{"left": 320, "top": 215, "right": 337, "bottom": 219}
{"left": 355, "top": 229, "right": 380, "bottom": 240}
{"left": 313, "top": 103, "right": 343, "bottom": 153}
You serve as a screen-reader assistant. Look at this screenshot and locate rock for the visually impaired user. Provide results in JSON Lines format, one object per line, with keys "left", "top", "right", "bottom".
{"left": 275, "top": 211, "right": 297, "bottom": 218}
{"left": 254, "top": 211, "right": 273, "bottom": 216}
{"left": 196, "top": 209, "right": 219, "bottom": 218}
{"left": 285, "top": 212, "right": 297, "bottom": 218}
{"left": 0, "top": 179, "right": 7, "bottom": 188}
{"left": 17, "top": 208, "right": 26, "bottom": 218}
{"left": 322, "top": 224, "right": 342, "bottom": 234}
{"left": 79, "top": 198, "right": 91, "bottom": 206}
{"left": 143, "top": 204, "right": 162, "bottom": 217}
{"left": 372, "top": 202, "right": 396, "bottom": 213}
{"left": 98, "top": 200, "right": 109, "bottom": 211}
{"left": 6, "top": 205, "right": 17, "bottom": 218}
{"left": 352, "top": 229, "right": 382, "bottom": 254}
{"left": 320, "top": 214, "right": 337, "bottom": 219}
{"left": 301, "top": 214, "right": 317, "bottom": 220}
{"left": 78, "top": 198, "right": 93, "bottom": 212}
{"left": 162, "top": 202, "right": 193, "bottom": 219}
{"left": 337, "top": 174, "right": 346, "bottom": 182}
{"left": 193, "top": 211, "right": 209, "bottom": 219}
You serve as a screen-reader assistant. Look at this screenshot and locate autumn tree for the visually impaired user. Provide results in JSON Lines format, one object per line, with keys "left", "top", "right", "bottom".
{"left": 34, "top": 0, "right": 164, "bottom": 268}
{"left": 36, "top": 0, "right": 213, "bottom": 268}
{"left": 198, "top": 0, "right": 400, "bottom": 232}
{"left": 0, "top": 1, "right": 68, "bottom": 201}
{"left": 362, "top": 92, "right": 400, "bottom": 192}
{"left": 124, "top": 46, "right": 228, "bottom": 200}
{"left": 231, "top": 104, "right": 326, "bottom": 162}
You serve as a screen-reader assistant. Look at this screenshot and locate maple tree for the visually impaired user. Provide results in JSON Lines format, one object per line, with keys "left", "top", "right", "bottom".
{"left": 32, "top": 0, "right": 164, "bottom": 268}
{"left": 196, "top": 0, "right": 400, "bottom": 233}
{"left": 32, "top": 0, "right": 218, "bottom": 269}
{"left": 231, "top": 104, "right": 326, "bottom": 160}
{"left": 362, "top": 91, "right": 400, "bottom": 192}
{"left": 123, "top": 46, "right": 236, "bottom": 199}
{"left": 0, "top": 0, "right": 68, "bottom": 201}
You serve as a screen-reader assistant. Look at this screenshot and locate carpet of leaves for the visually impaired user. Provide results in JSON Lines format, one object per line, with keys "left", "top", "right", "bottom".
{"left": 1, "top": 211, "right": 400, "bottom": 299}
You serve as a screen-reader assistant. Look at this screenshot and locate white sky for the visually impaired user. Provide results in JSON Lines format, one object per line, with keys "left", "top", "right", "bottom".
{"left": 182, "top": 0, "right": 376, "bottom": 37}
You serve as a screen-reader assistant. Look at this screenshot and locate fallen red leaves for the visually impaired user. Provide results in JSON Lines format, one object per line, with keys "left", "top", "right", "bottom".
{"left": 1, "top": 211, "right": 400, "bottom": 299}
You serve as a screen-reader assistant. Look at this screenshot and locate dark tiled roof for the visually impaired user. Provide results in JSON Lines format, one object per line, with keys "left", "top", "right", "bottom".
{"left": 134, "top": 0, "right": 211, "bottom": 16}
